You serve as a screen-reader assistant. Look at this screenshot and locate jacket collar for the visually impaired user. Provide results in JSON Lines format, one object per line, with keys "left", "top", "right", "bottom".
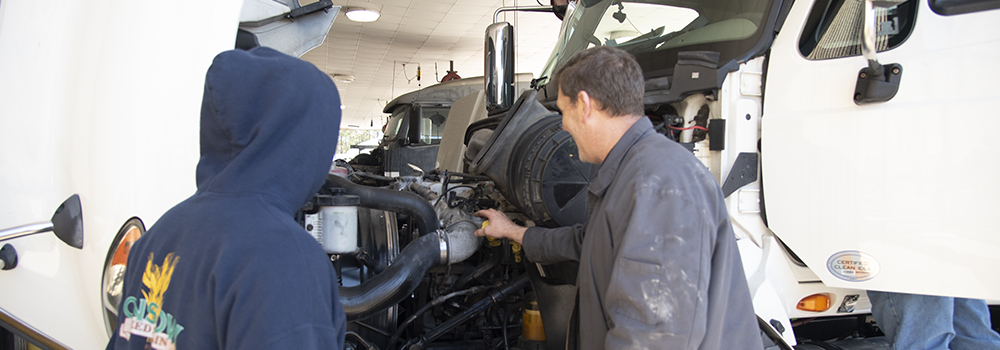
{"left": 588, "top": 117, "right": 654, "bottom": 197}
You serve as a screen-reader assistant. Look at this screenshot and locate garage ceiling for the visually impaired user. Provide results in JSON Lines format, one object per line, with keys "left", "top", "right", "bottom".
{"left": 300, "top": 0, "right": 564, "bottom": 129}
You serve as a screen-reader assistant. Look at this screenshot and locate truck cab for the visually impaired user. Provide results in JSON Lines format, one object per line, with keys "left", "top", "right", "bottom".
{"left": 378, "top": 81, "right": 472, "bottom": 177}
{"left": 355, "top": 75, "right": 533, "bottom": 177}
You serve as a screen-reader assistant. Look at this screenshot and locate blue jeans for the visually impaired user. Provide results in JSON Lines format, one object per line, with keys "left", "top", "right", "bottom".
{"left": 867, "top": 291, "right": 1000, "bottom": 350}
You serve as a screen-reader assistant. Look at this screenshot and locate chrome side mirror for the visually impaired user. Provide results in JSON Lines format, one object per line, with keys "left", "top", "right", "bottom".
{"left": 486, "top": 5, "right": 556, "bottom": 111}
{"left": 485, "top": 22, "right": 515, "bottom": 112}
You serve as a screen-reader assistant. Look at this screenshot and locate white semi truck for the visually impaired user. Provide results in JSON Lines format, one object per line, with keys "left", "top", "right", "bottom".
{"left": 456, "top": 0, "right": 1000, "bottom": 348}
{"left": 0, "top": 0, "right": 339, "bottom": 348}
{"left": 2, "top": 0, "right": 998, "bottom": 349}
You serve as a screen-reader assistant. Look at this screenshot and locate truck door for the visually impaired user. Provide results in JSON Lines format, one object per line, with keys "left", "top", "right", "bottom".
{"left": 761, "top": 0, "right": 1000, "bottom": 299}
{"left": 401, "top": 104, "right": 448, "bottom": 173}
{"left": 380, "top": 106, "right": 409, "bottom": 176}
{"left": 383, "top": 104, "right": 448, "bottom": 176}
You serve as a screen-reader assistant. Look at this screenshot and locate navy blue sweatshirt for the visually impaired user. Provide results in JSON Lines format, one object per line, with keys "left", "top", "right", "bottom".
{"left": 107, "top": 47, "right": 346, "bottom": 350}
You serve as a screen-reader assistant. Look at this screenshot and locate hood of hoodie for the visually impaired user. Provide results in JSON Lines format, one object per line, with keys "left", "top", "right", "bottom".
{"left": 195, "top": 47, "right": 341, "bottom": 215}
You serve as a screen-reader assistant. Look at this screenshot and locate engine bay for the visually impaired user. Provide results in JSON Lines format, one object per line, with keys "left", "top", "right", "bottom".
{"left": 311, "top": 87, "right": 724, "bottom": 350}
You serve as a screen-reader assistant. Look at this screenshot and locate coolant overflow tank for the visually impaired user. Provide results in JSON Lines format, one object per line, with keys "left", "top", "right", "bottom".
{"left": 316, "top": 193, "right": 360, "bottom": 254}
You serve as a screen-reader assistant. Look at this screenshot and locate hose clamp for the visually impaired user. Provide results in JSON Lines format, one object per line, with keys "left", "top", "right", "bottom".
{"left": 437, "top": 230, "right": 449, "bottom": 265}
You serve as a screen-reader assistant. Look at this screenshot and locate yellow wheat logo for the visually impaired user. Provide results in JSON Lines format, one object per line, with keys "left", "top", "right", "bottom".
{"left": 141, "top": 252, "right": 179, "bottom": 323}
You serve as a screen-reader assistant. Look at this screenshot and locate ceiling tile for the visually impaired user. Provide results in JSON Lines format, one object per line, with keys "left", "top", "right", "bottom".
{"left": 449, "top": 4, "right": 496, "bottom": 15}
{"left": 378, "top": 4, "right": 409, "bottom": 16}
{"left": 404, "top": 8, "right": 446, "bottom": 22}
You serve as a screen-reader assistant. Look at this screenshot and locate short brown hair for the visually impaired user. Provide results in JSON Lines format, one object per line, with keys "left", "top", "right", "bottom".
{"left": 554, "top": 46, "right": 644, "bottom": 117}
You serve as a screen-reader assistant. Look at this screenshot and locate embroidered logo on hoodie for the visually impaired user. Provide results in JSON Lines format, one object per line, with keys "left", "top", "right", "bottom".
{"left": 118, "top": 252, "right": 185, "bottom": 350}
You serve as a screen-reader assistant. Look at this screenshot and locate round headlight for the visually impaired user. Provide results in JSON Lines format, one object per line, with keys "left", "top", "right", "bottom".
{"left": 101, "top": 218, "right": 145, "bottom": 337}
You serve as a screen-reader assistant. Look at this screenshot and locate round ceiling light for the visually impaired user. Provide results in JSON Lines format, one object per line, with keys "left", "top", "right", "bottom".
{"left": 345, "top": 8, "right": 380, "bottom": 22}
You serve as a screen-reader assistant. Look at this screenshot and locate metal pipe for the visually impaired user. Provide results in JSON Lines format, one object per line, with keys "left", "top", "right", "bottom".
{"left": 493, "top": 6, "right": 553, "bottom": 23}
{"left": 0, "top": 222, "right": 53, "bottom": 243}
{"left": 861, "top": 0, "right": 883, "bottom": 76}
{"left": 0, "top": 306, "right": 71, "bottom": 350}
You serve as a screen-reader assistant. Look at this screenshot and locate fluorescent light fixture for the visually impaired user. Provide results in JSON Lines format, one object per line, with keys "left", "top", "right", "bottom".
{"left": 330, "top": 73, "right": 355, "bottom": 83}
{"left": 345, "top": 7, "right": 380, "bottom": 22}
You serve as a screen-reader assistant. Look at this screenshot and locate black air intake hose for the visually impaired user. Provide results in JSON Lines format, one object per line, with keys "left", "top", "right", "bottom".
{"left": 340, "top": 232, "right": 442, "bottom": 320}
{"left": 326, "top": 175, "right": 440, "bottom": 235}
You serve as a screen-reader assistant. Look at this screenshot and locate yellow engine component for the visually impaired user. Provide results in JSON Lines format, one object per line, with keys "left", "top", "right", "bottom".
{"left": 522, "top": 295, "right": 546, "bottom": 341}
{"left": 483, "top": 220, "right": 504, "bottom": 247}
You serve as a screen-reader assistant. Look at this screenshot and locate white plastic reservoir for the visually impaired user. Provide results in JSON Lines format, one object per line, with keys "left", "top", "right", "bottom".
{"left": 316, "top": 194, "right": 360, "bottom": 254}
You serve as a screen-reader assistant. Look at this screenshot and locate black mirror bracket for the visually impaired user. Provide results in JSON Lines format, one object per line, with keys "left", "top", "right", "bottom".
{"left": 0, "top": 194, "right": 84, "bottom": 250}
{"left": 854, "top": 0, "right": 905, "bottom": 105}
{"left": 854, "top": 63, "right": 902, "bottom": 105}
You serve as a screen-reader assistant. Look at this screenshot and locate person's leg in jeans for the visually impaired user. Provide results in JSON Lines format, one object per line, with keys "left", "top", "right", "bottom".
{"left": 867, "top": 290, "right": 954, "bottom": 350}
{"left": 950, "top": 297, "right": 1000, "bottom": 350}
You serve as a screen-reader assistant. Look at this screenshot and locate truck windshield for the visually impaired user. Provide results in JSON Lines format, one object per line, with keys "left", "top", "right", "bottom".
{"left": 537, "top": 0, "right": 775, "bottom": 85}
{"left": 419, "top": 106, "right": 449, "bottom": 145}
{"left": 383, "top": 106, "right": 406, "bottom": 141}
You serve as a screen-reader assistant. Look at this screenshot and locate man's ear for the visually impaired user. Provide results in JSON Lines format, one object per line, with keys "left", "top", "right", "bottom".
{"left": 577, "top": 90, "right": 592, "bottom": 122}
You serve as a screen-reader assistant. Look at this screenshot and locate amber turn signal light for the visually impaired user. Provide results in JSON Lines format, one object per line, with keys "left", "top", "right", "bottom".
{"left": 796, "top": 293, "right": 833, "bottom": 312}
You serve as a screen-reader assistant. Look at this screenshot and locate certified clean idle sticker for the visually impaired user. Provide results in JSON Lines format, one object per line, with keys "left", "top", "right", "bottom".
{"left": 827, "top": 251, "right": 880, "bottom": 282}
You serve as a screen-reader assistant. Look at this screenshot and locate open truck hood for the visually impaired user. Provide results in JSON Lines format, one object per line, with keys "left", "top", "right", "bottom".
{"left": 238, "top": 0, "right": 339, "bottom": 58}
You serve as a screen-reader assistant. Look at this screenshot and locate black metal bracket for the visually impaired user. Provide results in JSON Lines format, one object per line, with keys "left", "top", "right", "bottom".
{"left": 0, "top": 244, "right": 16, "bottom": 270}
{"left": 721, "top": 153, "right": 759, "bottom": 198}
{"left": 854, "top": 63, "right": 903, "bottom": 105}
{"left": 287, "top": 0, "right": 334, "bottom": 19}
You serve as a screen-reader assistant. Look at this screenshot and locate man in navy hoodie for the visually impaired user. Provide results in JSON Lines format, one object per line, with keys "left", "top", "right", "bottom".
{"left": 107, "top": 47, "right": 346, "bottom": 349}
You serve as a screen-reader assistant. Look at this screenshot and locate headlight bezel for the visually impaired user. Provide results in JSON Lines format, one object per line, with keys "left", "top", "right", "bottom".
{"left": 100, "top": 217, "right": 145, "bottom": 337}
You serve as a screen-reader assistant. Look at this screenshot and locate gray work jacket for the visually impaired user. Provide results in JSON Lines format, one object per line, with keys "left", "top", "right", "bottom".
{"left": 522, "top": 118, "right": 762, "bottom": 349}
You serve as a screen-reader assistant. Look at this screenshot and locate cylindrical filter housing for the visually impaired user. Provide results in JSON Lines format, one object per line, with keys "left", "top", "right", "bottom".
{"left": 522, "top": 292, "right": 546, "bottom": 342}
{"left": 316, "top": 194, "right": 361, "bottom": 254}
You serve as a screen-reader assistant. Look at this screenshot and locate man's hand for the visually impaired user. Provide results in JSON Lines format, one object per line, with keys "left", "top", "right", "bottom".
{"left": 473, "top": 209, "right": 527, "bottom": 244}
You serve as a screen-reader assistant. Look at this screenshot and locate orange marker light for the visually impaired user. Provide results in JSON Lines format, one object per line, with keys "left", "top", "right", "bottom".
{"left": 797, "top": 293, "right": 833, "bottom": 312}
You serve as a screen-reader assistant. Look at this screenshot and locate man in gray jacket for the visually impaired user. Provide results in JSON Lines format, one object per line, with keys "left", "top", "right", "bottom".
{"left": 475, "top": 46, "right": 761, "bottom": 349}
